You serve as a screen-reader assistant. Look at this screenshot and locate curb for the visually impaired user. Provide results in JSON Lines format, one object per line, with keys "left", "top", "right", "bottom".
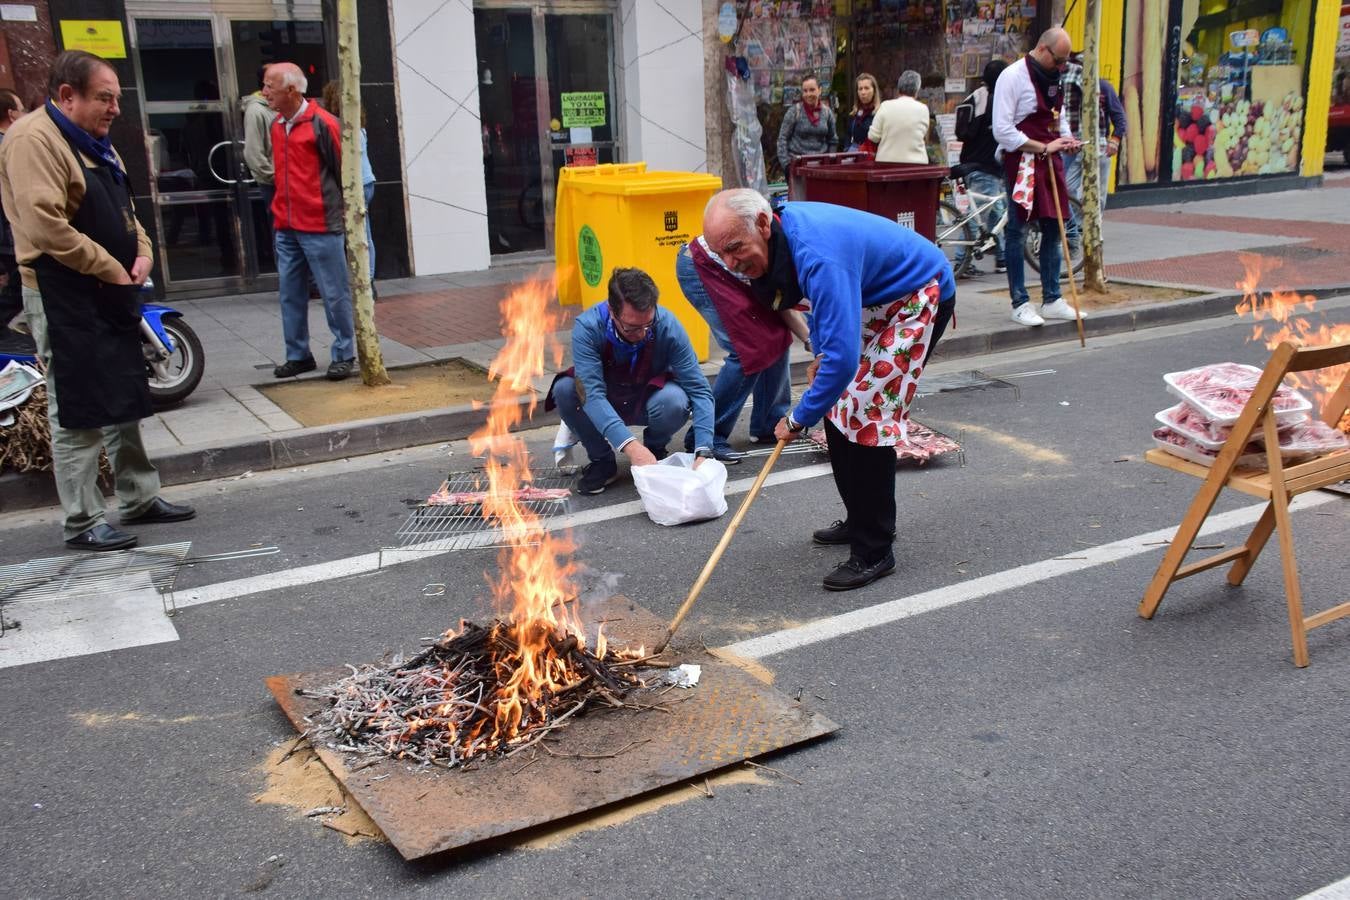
{"left": 4, "top": 283, "right": 1347, "bottom": 513}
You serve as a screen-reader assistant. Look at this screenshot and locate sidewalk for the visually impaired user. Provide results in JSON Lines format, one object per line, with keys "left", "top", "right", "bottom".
{"left": 4, "top": 171, "right": 1349, "bottom": 510}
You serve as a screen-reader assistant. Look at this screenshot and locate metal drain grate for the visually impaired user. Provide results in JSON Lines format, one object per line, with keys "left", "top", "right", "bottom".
{"left": 388, "top": 470, "right": 574, "bottom": 556}
{"left": 0, "top": 542, "right": 192, "bottom": 623}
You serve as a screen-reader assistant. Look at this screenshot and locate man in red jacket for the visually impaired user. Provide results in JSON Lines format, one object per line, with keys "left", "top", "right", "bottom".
{"left": 263, "top": 62, "right": 355, "bottom": 380}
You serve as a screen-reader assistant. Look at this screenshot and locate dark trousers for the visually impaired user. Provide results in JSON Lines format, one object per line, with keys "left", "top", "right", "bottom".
{"left": 825, "top": 418, "right": 897, "bottom": 565}
{"left": 823, "top": 291, "right": 955, "bottom": 565}
{"left": 0, "top": 251, "right": 21, "bottom": 329}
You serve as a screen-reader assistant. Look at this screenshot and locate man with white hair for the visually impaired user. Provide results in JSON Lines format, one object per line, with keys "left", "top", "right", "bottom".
{"left": 263, "top": 61, "right": 356, "bottom": 380}
{"left": 703, "top": 188, "right": 955, "bottom": 592}
{"left": 993, "top": 26, "right": 1084, "bottom": 328}
{"left": 868, "top": 70, "right": 930, "bottom": 164}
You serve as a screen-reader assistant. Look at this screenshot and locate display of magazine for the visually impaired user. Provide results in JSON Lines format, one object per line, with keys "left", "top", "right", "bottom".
{"left": 0, "top": 360, "right": 42, "bottom": 414}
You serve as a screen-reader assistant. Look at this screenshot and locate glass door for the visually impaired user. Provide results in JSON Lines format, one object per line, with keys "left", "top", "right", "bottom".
{"left": 134, "top": 16, "right": 243, "bottom": 287}
{"left": 130, "top": 9, "right": 329, "bottom": 292}
{"left": 474, "top": 4, "right": 620, "bottom": 257}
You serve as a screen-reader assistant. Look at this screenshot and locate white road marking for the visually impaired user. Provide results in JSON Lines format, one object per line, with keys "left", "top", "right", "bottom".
{"left": 722, "top": 492, "right": 1339, "bottom": 660}
{"left": 0, "top": 572, "right": 178, "bottom": 669}
{"left": 177, "top": 462, "right": 834, "bottom": 608}
{"left": 1300, "top": 875, "right": 1350, "bottom": 900}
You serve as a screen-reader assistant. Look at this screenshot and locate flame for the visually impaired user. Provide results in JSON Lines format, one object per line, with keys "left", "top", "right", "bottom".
{"left": 1234, "top": 254, "right": 1350, "bottom": 432}
{"left": 465, "top": 274, "right": 587, "bottom": 745}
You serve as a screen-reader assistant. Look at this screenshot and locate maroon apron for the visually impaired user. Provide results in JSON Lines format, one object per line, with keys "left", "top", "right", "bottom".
{"left": 688, "top": 240, "right": 791, "bottom": 376}
{"left": 1002, "top": 66, "right": 1070, "bottom": 222}
{"left": 544, "top": 339, "right": 668, "bottom": 425}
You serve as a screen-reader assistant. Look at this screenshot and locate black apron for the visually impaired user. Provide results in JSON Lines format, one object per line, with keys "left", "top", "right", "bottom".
{"left": 32, "top": 114, "right": 151, "bottom": 429}
{"left": 545, "top": 337, "right": 669, "bottom": 425}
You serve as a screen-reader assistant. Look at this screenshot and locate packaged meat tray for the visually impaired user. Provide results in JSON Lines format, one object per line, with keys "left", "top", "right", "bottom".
{"left": 1254, "top": 418, "right": 1350, "bottom": 457}
{"left": 1154, "top": 402, "right": 1232, "bottom": 450}
{"left": 1151, "top": 427, "right": 1267, "bottom": 469}
{"left": 1162, "top": 362, "right": 1312, "bottom": 426}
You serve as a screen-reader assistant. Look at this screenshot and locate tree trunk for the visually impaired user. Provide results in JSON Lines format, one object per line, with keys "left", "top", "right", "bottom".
{"left": 1080, "top": 0, "right": 1109, "bottom": 293}
{"left": 337, "top": 0, "right": 390, "bottom": 385}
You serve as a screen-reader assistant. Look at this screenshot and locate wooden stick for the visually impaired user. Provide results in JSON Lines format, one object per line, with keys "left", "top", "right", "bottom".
{"left": 654, "top": 438, "right": 789, "bottom": 654}
{"left": 1045, "top": 158, "right": 1086, "bottom": 349}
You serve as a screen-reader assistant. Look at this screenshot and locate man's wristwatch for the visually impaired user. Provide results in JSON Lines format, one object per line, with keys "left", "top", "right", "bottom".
{"left": 694, "top": 448, "right": 715, "bottom": 460}
{"left": 786, "top": 414, "right": 805, "bottom": 433}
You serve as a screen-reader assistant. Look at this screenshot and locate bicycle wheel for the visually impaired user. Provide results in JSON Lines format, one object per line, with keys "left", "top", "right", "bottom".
{"left": 935, "top": 201, "right": 975, "bottom": 279}
{"left": 1024, "top": 196, "right": 1086, "bottom": 277}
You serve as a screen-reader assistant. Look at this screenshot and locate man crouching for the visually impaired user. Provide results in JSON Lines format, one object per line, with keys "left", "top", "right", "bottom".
{"left": 547, "top": 267, "right": 715, "bottom": 494}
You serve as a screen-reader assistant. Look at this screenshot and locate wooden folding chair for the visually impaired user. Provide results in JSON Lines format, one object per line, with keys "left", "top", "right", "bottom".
{"left": 1139, "top": 340, "right": 1350, "bottom": 667}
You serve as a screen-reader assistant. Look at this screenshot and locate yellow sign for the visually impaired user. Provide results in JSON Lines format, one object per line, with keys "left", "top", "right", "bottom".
{"left": 59, "top": 20, "right": 127, "bottom": 59}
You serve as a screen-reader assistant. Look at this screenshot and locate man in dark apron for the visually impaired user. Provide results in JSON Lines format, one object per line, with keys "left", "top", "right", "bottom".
{"left": 991, "top": 27, "right": 1086, "bottom": 329}
{"left": 0, "top": 51, "right": 194, "bottom": 551}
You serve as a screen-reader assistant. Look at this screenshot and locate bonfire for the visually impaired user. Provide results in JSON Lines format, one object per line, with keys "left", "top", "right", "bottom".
{"left": 1235, "top": 253, "right": 1350, "bottom": 432}
{"left": 302, "top": 278, "right": 653, "bottom": 767}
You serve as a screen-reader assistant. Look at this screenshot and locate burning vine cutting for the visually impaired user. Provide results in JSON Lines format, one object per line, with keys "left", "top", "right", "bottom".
{"left": 300, "top": 277, "right": 655, "bottom": 767}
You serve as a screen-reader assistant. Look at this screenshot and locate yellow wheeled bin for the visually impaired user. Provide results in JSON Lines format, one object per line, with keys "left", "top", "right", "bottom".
{"left": 554, "top": 164, "right": 723, "bottom": 359}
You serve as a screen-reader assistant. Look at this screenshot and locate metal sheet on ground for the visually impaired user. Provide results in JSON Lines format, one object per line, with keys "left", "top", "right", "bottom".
{"left": 266, "top": 597, "right": 837, "bottom": 859}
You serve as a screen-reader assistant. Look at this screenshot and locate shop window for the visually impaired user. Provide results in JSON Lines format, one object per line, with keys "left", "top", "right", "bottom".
{"left": 1118, "top": 0, "right": 1311, "bottom": 186}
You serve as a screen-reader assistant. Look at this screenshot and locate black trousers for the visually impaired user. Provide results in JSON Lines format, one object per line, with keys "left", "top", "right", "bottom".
{"left": 821, "top": 291, "right": 955, "bottom": 565}
{"left": 0, "top": 251, "right": 21, "bottom": 329}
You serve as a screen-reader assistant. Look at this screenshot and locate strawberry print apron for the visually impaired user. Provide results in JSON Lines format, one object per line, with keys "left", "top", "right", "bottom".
{"left": 824, "top": 278, "right": 941, "bottom": 447}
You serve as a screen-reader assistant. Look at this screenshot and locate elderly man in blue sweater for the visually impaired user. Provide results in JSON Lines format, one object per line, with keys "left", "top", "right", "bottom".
{"left": 704, "top": 190, "right": 955, "bottom": 591}
{"left": 547, "top": 267, "right": 715, "bottom": 494}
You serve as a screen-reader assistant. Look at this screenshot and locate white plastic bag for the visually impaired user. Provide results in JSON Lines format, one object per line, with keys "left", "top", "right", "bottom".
{"left": 552, "top": 422, "right": 578, "bottom": 474}
{"left": 631, "top": 452, "right": 728, "bottom": 526}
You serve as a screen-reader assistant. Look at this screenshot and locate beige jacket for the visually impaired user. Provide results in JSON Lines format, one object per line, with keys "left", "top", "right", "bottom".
{"left": 0, "top": 106, "right": 152, "bottom": 289}
{"left": 868, "top": 96, "right": 930, "bottom": 165}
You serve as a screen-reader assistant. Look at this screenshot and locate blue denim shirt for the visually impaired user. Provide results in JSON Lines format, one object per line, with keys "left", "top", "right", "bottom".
{"left": 571, "top": 303, "right": 714, "bottom": 452}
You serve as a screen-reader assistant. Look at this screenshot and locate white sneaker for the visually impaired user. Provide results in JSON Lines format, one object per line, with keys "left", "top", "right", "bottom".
{"left": 1040, "top": 298, "right": 1087, "bottom": 320}
{"left": 1011, "top": 304, "right": 1045, "bottom": 327}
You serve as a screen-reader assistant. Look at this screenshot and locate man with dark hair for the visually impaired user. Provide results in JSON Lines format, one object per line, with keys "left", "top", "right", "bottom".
{"left": 0, "top": 50, "right": 194, "bottom": 550}
{"left": 546, "top": 267, "right": 715, "bottom": 494}
{"left": 263, "top": 61, "right": 355, "bottom": 381}
{"left": 0, "top": 87, "right": 26, "bottom": 336}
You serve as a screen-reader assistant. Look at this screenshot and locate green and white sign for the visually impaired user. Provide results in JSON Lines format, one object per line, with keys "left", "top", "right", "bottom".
{"left": 561, "top": 92, "right": 606, "bottom": 128}
{"left": 578, "top": 225, "right": 603, "bottom": 288}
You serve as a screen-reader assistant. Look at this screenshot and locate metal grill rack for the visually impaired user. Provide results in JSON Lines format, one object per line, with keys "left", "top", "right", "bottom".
{"left": 0, "top": 542, "right": 192, "bottom": 626}
{"left": 385, "top": 470, "right": 574, "bottom": 562}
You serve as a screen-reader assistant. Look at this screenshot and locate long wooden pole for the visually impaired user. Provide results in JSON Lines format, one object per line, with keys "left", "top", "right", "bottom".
{"left": 653, "top": 438, "right": 789, "bottom": 654}
{"left": 1046, "top": 162, "right": 1086, "bottom": 349}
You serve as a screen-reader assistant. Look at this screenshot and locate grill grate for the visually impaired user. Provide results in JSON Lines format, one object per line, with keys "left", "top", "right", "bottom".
{"left": 388, "top": 470, "right": 574, "bottom": 557}
{"left": 0, "top": 542, "right": 192, "bottom": 624}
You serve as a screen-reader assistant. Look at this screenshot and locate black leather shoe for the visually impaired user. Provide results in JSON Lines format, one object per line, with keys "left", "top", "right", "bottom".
{"left": 823, "top": 554, "right": 896, "bottom": 592}
{"left": 121, "top": 497, "right": 196, "bottom": 525}
{"left": 326, "top": 358, "right": 355, "bottom": 381}
{"left": 812, "top": 519, "right": 849, "bottom": 545}
{"left": 65, "top": 523, "right": 138, "bottom": 552}
{"left": 274, "top": 357, "right": 317, "bottom": 378}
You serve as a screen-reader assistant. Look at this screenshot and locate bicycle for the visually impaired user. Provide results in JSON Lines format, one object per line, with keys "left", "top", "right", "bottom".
{"left": 936, "top": 174, "right": 1085, "bottom": 279}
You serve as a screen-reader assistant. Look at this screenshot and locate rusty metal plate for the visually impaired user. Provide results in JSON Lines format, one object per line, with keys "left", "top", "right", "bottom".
{"left": 266, "top": 596, "right": 837, "bottom": 859}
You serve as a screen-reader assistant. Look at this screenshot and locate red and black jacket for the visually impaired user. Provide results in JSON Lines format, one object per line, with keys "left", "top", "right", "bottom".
{"left": 269, "top": 101, "right": 343, "bottom": 234}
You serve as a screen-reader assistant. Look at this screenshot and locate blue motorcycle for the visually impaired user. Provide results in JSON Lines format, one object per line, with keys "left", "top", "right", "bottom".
{"left": 0, "top": 285, "right": 205, "bottom": 410}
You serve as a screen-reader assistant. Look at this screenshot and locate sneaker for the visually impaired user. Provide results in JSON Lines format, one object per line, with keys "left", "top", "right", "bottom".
{"left": 577, "top": 458, "right": 619, "bottom": 494}
{"left": 273, "top": 356, "right": 317, "bottom": 378}
{"left": 994, "top": 259, "right": 1007, "bottom": 274}
{"left": 1039, "top": 299, "right": 1087, "bottom": 321}
{"left": 1010, "top": 304, "right": 1045, "bottom": 327}
{"left": 749, "top": 433, "right": 778, "bottom": 445}
{"left": 713, "top": 448, "right": 745, "bottom": 465}
{"left": 957, "top": 267, "right": 985, "bottom": 280}
{"left": 812, "top": 519, "right": 850, "bottom": 545}
{"left": 326, "top": 358, "right": 356, "bottom": 381}
{"left": 822, "top": 553, "right": 896, "bottom": 591}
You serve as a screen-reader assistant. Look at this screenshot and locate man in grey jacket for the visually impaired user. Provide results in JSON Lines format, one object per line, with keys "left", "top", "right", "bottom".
{"left": 241, "top": 65, "right": 275, "bottom": 269}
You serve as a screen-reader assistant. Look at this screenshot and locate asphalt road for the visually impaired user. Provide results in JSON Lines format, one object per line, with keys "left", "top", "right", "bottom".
{"left": 1, "top": 310, "right": 1347, "bottom": 898}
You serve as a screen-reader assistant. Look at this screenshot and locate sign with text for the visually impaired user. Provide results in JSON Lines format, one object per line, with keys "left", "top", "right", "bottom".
{"left": 560, "top": 92, "right": 606, "bottom": 128}
{"left": 60, "top": 20, "right": 127, "bottom": 58}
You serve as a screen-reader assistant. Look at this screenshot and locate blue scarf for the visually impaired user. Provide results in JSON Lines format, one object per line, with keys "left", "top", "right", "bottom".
{"left": 46, "top": 100, "right": 125, "bottom": 185}
{"left": 604, "top": 309, "right": 653, "bottom": 374}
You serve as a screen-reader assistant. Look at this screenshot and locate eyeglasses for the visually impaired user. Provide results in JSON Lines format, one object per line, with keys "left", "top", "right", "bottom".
{"left": 1050, "top": 50, "right": 1071, "bottom": 67}
{"left": 614, "top": 316, "right": 653, "bottom": 338}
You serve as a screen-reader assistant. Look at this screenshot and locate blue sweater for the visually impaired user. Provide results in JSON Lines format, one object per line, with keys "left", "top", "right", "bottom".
{"left": 571, "top": 303, "right": 715, "bottom": 452}
{"left": 782, "top": 202, "right": 956, "bottom": 426}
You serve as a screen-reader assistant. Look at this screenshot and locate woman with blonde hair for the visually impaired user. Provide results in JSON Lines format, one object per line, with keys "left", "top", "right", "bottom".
{"left": 845, "top": 73, "right": 880, "bottom": 151}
